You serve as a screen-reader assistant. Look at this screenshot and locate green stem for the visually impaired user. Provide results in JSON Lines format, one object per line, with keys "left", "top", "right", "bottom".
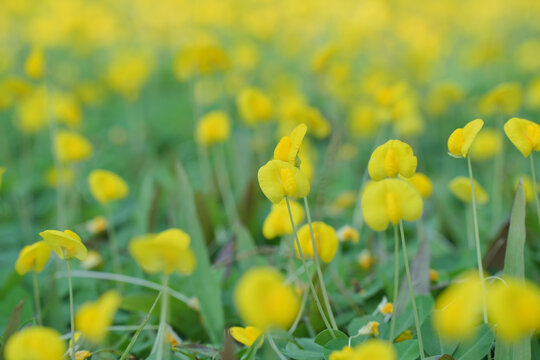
{"left": 399, "top": 221, "right": 425, "bottom": 360}
{"left": 303, "top": 197, "right": 338, "bottom": 330}
{"left": 288, "top": 287, "right": 309, "bottom": 334}
{"left": 266, "top": 333, "right": 287, "bottom": 360}
{"left": 105, "top": 205, "right": 122, "bottom": 277}
{"left": 285, "top": 197, "right": 335, "bottom": 338}
{"left": 119, "top": 291, "right": 163, "bottom": 360}
{"left": 66, "top": 260, "right": 76, "bottom": 360}
{"left": 389, "top": 225, "right": 400, "bottom": 343}
{"left": 467, "top": 156, "right": 488, "bottom": 323}
{"left": 530, "top": 153, "right": 540, "bottom": 226}
{"left": 32, "top": 273, "right": 42, "bottom": 326}
{"left": 213, "top": 144, "right": 239, "bottom": 228}
{"left": 154, "top": 275, "right": 170, "bottom": 360}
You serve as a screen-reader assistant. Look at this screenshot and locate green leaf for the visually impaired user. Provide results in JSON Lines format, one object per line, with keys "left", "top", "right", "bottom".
{"left": 314, "top": 329, "right": 348, "bottom": 346}
{"left": 453, "top": 324, "right": 494, "bottom": 360}
{"left": 283, "top": 341, "right": 323, "bottom": 359}
{"left": 0, "top": 299, "right": 24, "bottom": 360}
{"left": 495, "top": 179, "right": 530, "bottom": 360}
{"left": 380, "top": 295, "right": 434, "bottom": 341}
{"left": 175, "top": 162, "right": 225, "bottom": 344}
{"left": 421, "top": 315, "right": 457, "bottom": 357}
{"left": 395, "top": 339, "right": 420, "bottom": 360}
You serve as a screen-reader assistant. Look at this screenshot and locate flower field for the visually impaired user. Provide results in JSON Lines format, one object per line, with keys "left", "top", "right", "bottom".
{"left": 1, "top": 0, "right": 540, "bottom": 359}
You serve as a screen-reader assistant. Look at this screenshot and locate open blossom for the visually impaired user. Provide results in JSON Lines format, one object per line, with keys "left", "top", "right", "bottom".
{"left": 88, "top": 169, "right": 129, "bottom": 205}
{"left": 449, "top": 176, "right": 489, "bottom": 205}
{"left": 504, "top": 117, "right": 540, "bottom": 157}
{"left": 262, "top": 199, "right": 304, "bottom": 239}
{"left": 196, "top": 110, "right": 231, "bottom": 146}
{"left": 258, "top": 160, "right": 310, "bottom": 203}
{"left": 15, "top": 241, "right": 51, "bottom": 275}
{"left": 229, "top": 326, "right": 263, "bottom": 347}
{"left": 448, "top": 119, "right": 484, "bottom": 158}
{"left": 273, "top": 123, "right": 307, "bottom": 165}
{"left": 368, "top": 140, "right": 417, "bottom": 180}
{"left": 39, "top": 230, "right": 87, "bottom": 261}
{"left": 5, "top": 327, "right": 66, "bottom": 360}
{"left": 237, "top": 87, "right": 273, "bottom": 124}
{"left": 76, "top": 290, "right": 122, "bottom": 343}
{"left": 295, "top": 222, "right": 338, "bottom": 263}
{"left": 55, "top": 130, "right": 93, "bottom": 163}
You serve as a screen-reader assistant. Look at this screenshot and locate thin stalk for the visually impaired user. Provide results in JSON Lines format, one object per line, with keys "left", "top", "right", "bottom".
{"left": 213, "top": 144, "right": 239, "bottom": 227}
{"left": 105, "top": 205, "right": 122, "bottom": 276}
{"left": 467, "top": 156, "right": 488, "bottom": 323}
{"left": 303, "top": 197, "right": 337, "bottom": 330}
{"left": 399, "top": 221, "right": 425, "bottom": 360}
{"left": 154, "top": 275, "right": 170, "bottom": 359}
{"left": 119, "top": 291, "right": 162, "bottom": 360}
{"left": 266, "top": 333, "right": 287, "bottom": 360}
{"left": 288, "top": 288, "right": 309, "bottom": 334}
{"left": 66, "top": 260, "right": 76, "bottom": 360}
{"left": 285, "top": 197, "right": 335, "bottom": 338}
{"left": 530, "top": 153, "right": 540, "bottom": 226}
{"left": 389, "top": 225, "right": 400, "bottom": 343}
{"left": 32, "top": 273, "right": 42, "bottom": 326}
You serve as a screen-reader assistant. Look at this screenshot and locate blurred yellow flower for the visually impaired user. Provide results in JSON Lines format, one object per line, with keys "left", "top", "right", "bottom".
{"left": 88, "top": 169, "right": 129, "bottom": 205}
{"left": 196, "top": 110, "right": 231, "bottom": 146}
{"left": 404, "top": 172, "right": 433, "bottom": 198}
{"left": 106, "top": 51, "right": 152, "bottom": 101}
{"left": 395, "top": 330, "right": 413, "bottom": 343}
{"left": 262, "top": 199, "right": 304, "bottom": 239}
{"left": 55, "top": 130, "right": 93, "bottom": 163}
{"left": 479, "top": 83, "right": 522, "bottom": 116}
{"left": 53, "top": 92, "right": 82, "bottom": 127}
{"left": 447, "top": 119, "right": 484, "bottom": 158}
{"left": 257, "top": 160, "right": 310, "bottom": 204}
{"left": 429, "top": 269, "right": 439, "bottom": 282}
{"left": 45, "top": 166, "right": 75, "bottom": 188}
{"left": 289, "top": 106, "right": 331, "bottom": 139}
{"left": 234, "top": 267, "right": 299, "bottom": 330}
{"left": 349, "top": 105, "right": 379, "bottom": 138}
{"left": 432, "top": 271, "right": 484, "bottom": 341}
{"left": 76, "top": 290, "right": 122, "bottom": 343}
{"left": 237, "top": 87, "right": 273, "bottom": 124}
{"left": 295, "top": 222, "right": 338, "bottom": 263}
{"left": 15, "top": 241, "right": 51, "bottom": 275}
{"left": 15, "top": 87, "right": 47, "bottom": 133}
{"left": 487, "top": 277, "right": 540, "bottom": 342}
{"left": 229, "top": 326, "right": 263, "bottom": 347}
{"left": 504, "top": 117, "right": 540, "bottom": 157}
{"left": 358, "top": 250, "right": 376, "bottom": 271}
{"left": 174, "top": 44, "right": 229, "bottom": 81}
{"left": 75, "top": 350, "right": 91, "bottom": 360}
{"left": 40, "top": 229, "right": 87, "bottom": 261}
{"left": 24, "top": 48, "right": 44, "bottom": 80}
{"left": 274, "top": 123, "right": 307, "bottom": 165}
{"left": 358, "top": 321, "right": 380, "bottom": 336}
{"left": 337, "top": 225, "right": 360, "bottom": 243}
{"left": 129, "top": 228, "right": 196, "bottom": 275}
{"left": 368, "top": 140, "right": 417, "bottom": 180}
{"left": 329, "top": 339, "right": 397, "bottom": 360}
{"left": 85, "top": 216, "right": 108, "bottom": 235}
{"left": 5, "top": 326, "right": 66, "bottom": 360}
{"left": 470, "top": 128, "right": 502, "bottom": 161}
{"left": 449, "top": 176, "right": 489, "bottom": 205}
{"left": 81, "top": 250, "right": 103, "bottom": 270}
{"left": 427, "top": 82, "right": 464, "bottom": 115}
{"left": 361, "top": 178, "right": 423, "bottom": 231}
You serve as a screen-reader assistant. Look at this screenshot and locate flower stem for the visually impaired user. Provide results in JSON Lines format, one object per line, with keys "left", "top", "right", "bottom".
{"left": 119, "top": 290, "right": 163, "bottom": 360}
{"left": 66, "top": 260, "right": 76, "bottom": 360}
{"left": 399, "top": 221, "right": 424, "bottom": 360}
{"left": 467, "top": 156, "right": 488, "bottom": 323}
{"left": 285, "top": 197, "right": 335, "bottom": 338}
{"left": 288, "top": 287, "right": 309, "bottom": 334}
{"left": 266, "top": 333, "right": 287, "bottom": 360}
{"left": 32, "top": 273, "right": 42, "bottom": 326}
{"left": 154, "top": 275, "right": 170, "bottom": 359}
{"left": 530, "top": 153, "right": 540, "bottom": 226}
{"left": 389, "top": 224, "right": 400, "bottom": 343}
{"left": 303, "top": 197, "right": 338, "bottom": 330}
{"left": 105, "top": 205, "right": 122, "bottom": 277}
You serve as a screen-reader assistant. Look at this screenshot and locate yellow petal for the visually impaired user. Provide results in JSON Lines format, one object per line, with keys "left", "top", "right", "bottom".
{"left": 39, "top": 230, "right": 87, "bottom": 261}
{"left": 5, "top": 326, "right": 66, "bottom": 360}
{"left": 449, "top": 176, "right": 489, "bottom": 205}
{"left": 15, "top": 241, "right": 51, "bottom": 275}
{"left": 196, "top": 110, "right": 231, "bottom": 146}
{"left": 55, "top": 130, "right": 93, "bottom": 164}
{"left": 88, "top": 169, "right": 129, "bottom": 205}
{"left": 229, "top": 326, "right": 263, "bottom": 347}
{"left": 257, "top": 160, "right": 310, "bottom": 204}
{"left": 295, "top": 222, "right": 338, "bottom": 263}
{"left": 329, "top": 340, "right": 397, "bottom": 360}
{"left": 262, "top": 200, "right": 304, "bottom": 239}
{"left": 368, "top": 140, "right": 417, "bottom": 180}
{"left": 461, "top": 119, "right": 484, "bottom": 157}
{"left": 504, "top": 117, "right": 540, "bottom": 157}
{"left": 76, "top": 290, "right": 122, "bottom": 343}
{"left": 404, "top": 173, "right": 433, "bottom": 199}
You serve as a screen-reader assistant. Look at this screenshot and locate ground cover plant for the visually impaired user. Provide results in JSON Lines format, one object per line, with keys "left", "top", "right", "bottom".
{"left": 1, "top": 0, "right": 540, "bottom": 359}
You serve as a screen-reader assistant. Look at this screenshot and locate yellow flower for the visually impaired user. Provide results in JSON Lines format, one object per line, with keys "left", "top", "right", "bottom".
{"left": 479, "top": 83, "right": 522, "bottom": 116}
{"left": 504, "top": 117, "right": 540, "bottom": 157}
{"left": 75, "top": 350, "right": 91, "bottom": 360}
{"left": 85, "top": 216, "right": 108, "bottom": 235}
{"left": 81, "top": 250, "right": 103, "bottom": 270}
{"left": 357, "top": 250, "right": 376, "bottom": 271}
{"left": 432, "top": 271, "right": 484, "bottom": 341}
{"left": 15, "top": 241, "right": 51, "bottom": 275}
{"left": 237, "top": 87, "right": 273, "bottom": 124}
{"left": 368, "top": 140, "right": 417, "bottom": 180}
{"left": 257, "top": 160, "right": 310, "bottom": 204}
{"left": 288, "top": 106, "right": 331, "bottom": 139}
{"left": 0, "top": 166, "right": 5, "bottom": 190}
{"left": 487, "top": 277, "right": 540, "bottom": 342}
{"left": 234, "top": 267, "right": 299, "bottom": 330}
{"left": 395, "top": 330, "right": 413, "bottom": 343}
{"left": 173, "top": 44, "right": 229, "bottom": 81}
{"left": 106, "top": 51, "right": 152, "bottom": 101}
{"left": 229, "top": 326, "right": 263, "bottom": 347}
{"left": 88, "top": 170, "right": 129, "bottom": 205}
{"left": 329, "top": 339, "right": 397, "bottom": 360}
{"left": 129, "top": 228, "right": 196, "bottom": 275}
{"left": 5, "top": 326, "right": 66, "bottom": 360}
{"left": 76, "top": 290, "right": 122, "bottom": 343}
{"left": 404, "top": 172, "right": 433, "bottom": 198}
{"left": 375, "top": 297, "right": 393, "bottom": 315}
{"left": 295, "top": 222, "right": 338, "bottom": 263}
{"left": 449, "top": 176, "right": 489, "bottom": 205}
{"left": 429, "top": 269, "right": 439, "bottom": 282}
{"left": 273, "top": 123, "right": 307, "bottom": 165}
{"left": 39, "top": 230, "right": 87, "bottom": 261}
{"left": 15, "top": 87, "right": 47, "bottom": 133}
{"left": 55, "top": 130, "right": 93, "bottom": 164}
{"left": 427, "top": 82, "right": 464, "bottom": 115}
{"left": 357, "top": 321, "right": 380, "bottom": 336}
{"left": 470, "top": 128, "right": 503, "bottom": 161}
{"left": 349, "top": 105, "right": 379, "bottom": 138}
{"left": 45, "top": 166, "right": 75, "bottom": 188}
{"left": 361, "top": 178, "right": 423, "bottom": 231}
{"left": 337, "top": 225, "right": 360, "bottom": 243}
{"left": 24, "top": 48, "right": 45, "bottom": 80}
{"left": 196, "top": 110, "right": 231, "bottom": 146}
{"left": 262, "top": 199, "right": 305, "bottom": 239}
{"left": 53, "top": 92, "right": 82, "bottom": 127}
{"left": 447, "top": 119, "right": 484, "bottom": 158}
